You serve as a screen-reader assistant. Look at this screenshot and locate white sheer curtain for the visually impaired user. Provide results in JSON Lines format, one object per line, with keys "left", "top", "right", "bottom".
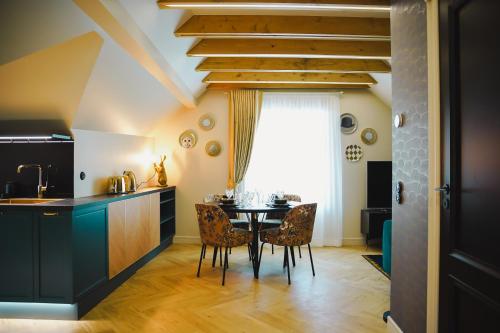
{"left": 245, "top": 92, "right": 343, "bottom": 247}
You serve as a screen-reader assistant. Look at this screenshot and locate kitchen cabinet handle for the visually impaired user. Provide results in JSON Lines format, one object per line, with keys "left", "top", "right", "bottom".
{"left": 43, "top": 212, "right": 59, "bottom": 216}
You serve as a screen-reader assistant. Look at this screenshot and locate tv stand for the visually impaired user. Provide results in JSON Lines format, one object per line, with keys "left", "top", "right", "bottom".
{"left": 361, "top": 208, "right": 392, "bottom": 246}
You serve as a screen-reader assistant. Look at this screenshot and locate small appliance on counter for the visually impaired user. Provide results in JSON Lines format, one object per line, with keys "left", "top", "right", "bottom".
{"left": 123, "top": 170, "right": 137, "bottom": 192}
{"left": 107, "top": 176, "right": 128, "bottom": 194}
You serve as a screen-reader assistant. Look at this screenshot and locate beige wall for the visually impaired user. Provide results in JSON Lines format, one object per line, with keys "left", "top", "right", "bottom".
{"left": 150, "top": 91, "right": 229, "bottom": 243}
{"left": 152, "top": 90, "right": 391, "bottom": 245}
{"left": 340, "top": 90, "right": 392, "bottom": 245}
{"left": 73, "top": 129, "right": 156, "bottom": 198}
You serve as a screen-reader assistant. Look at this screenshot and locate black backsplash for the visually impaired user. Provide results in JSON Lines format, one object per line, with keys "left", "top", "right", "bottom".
{"left": 0, "top": 142, "right": 74, "bottom": 198}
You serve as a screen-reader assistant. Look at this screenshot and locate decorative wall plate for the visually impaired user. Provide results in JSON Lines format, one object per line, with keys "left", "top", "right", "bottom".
{"left": 340, "top": 113, "right": 358, "bottom": 134}
{"left": 205, "top": 140, "right": 222, "bottom": 157}
{"left": 345, "top": 144, "right": 363, "bottom": 162}
{"left": 198, "top": 114, "right": 215, "bottom": 131}
{"left": 179, "top": 130, "right": 197, "bottom": 149}
{"left": 361, "top": 128, "right": 378, "bottom": 145}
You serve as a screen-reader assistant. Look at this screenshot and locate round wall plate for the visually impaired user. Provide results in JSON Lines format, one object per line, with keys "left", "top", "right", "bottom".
{"left": 345, "top": 144, "right": 363, "bottom": 162}
{"left": 361, "top": 128, "right": 378, "bottom": 145}
{"left": 340, "top": 113, "right": 358, "bottom": 134}
{"left": 179, "top": 130, "right": 197, "bottom": 149}
{"left": 198, "top": 114, "right": 215, "bottom": 131}
{"left": 205, "top": 140, "right": 222, "bottom": 157}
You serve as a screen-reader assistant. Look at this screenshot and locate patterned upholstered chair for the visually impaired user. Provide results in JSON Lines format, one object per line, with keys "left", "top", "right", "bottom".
{"left": 259, "top": 203, "right": 317, "bottom": 285}
{"left": 195, "top": 204, "right": 253, "bottom": 285}
{"left": 262, "top": 194, "right": 302, "bottom": 259}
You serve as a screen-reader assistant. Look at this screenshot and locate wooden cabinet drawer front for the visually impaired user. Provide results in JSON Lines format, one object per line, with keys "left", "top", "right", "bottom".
{"left": 108, "top": 193, "right": 161, "bottom": 279}
{"left": 108, "top": 200, "right": 127, "bottom": 279}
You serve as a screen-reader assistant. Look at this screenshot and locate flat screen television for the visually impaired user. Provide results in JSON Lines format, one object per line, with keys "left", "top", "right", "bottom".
{"left": 367, "top": 161, "right": 392, "bottom": 208}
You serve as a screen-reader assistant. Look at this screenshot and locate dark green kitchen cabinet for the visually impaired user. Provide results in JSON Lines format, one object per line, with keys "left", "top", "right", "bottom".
{"left": 0, "top": 211, "right": 35, "bottom": 301}
{"left": 38, "top": 210, "right": 73, "bottom": 302}
{"left": 72, "top": 206, "right": 107, "bottom": 299}
{"left": 0, "top": 205, "right": 108, "bottom": 304}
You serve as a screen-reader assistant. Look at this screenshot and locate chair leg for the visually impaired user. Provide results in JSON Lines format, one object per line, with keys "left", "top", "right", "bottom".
{"left": 298, "top": 246, "right": 302, "bottom": 258}
{"left": 222, "top": 247, "right": 229, "bottom": 286}
{"left": 230, "top": 247, "right": 232, "bottom": 254}
{"left": 258, "top": 242, "right": 265, "bottom": 266}
{"left": 283, "top": 247, "right": 287, "bottom": 268}
{"left": 285, "top": 246, "right": 291, "bottom": 285}
{"left": 290, "top": 246, "right": 296, "bottom": 267}
{"left": 219, "top": 247, "right": 223, "bottom": 267}
{"left": 203, "top": 245, "right": 206, "bottom": 259}
{"left": 247, "top": 243, "right": 252, "bottom": 261}
{"left": 212, "top": 246, "right": 218, "bottom": 267}
{"left": 197, "top": 244, "right": 205, "bottom": 277}
{"left": 308, "top": 244, "right": 316, "bottom": 277}
{"left": 272, "top": 244, "right": 275, "bottom": 254}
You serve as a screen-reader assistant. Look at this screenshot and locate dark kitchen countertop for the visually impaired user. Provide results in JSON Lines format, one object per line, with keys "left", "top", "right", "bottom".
{"left": 0, "top": 186, "right": 175, "bottom": 210}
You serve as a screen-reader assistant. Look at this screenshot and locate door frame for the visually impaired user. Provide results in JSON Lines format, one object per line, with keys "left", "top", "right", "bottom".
{"left": 426, "top": 0, "right": 441, "bottom": 332}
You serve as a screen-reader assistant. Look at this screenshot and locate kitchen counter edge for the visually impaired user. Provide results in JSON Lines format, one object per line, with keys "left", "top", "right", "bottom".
{"left": 0, "top": 186, "right": 176, "bottom": 210}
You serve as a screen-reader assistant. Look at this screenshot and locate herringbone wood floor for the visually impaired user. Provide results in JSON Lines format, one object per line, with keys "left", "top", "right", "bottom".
{"left": 0, "top": 244, "right": 389, "bottom": 333}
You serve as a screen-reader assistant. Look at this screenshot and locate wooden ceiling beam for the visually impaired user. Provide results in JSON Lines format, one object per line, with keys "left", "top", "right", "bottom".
{"left": 197, "top": 57, "right": 391, "bottom": 73}
{"left": 158, "top": 0, "right": 391, "bottom": 10}
{"left": 203, "top": 72, "right": 377, "bottom": 84}
{"left": 207, "top": 83, "right": 371, "bottom": 90}
{"left": 176, "top": 15, "right": 390, "bottom": 40}
{"left": 188, "top": 39, "right": 390, "bottom": 59}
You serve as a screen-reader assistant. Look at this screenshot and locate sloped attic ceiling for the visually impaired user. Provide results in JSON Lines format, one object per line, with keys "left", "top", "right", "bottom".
{"left": 120, "top": 1, "right": 392, "bottom": 106}
{"left": 0, "top": 0, "right": 183, "bottom": 136}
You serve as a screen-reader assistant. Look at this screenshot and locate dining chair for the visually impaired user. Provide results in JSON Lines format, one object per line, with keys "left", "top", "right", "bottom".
{"left": 258, "top": 203, "right": 317, "bottom": 285}
{"left": 261, "top": 194, "right": 302, "bottom": 259}
{"left": 195, "top": 204, "right": 253, "bottom": 285}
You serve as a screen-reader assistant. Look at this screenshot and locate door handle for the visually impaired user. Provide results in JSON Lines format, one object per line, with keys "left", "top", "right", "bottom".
{"left": 434, "top": 184, "right": 450, "bottom": 195}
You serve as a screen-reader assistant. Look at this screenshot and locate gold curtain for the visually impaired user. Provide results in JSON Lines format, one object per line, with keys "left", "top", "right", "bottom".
{"left": 227, "top": 90, "right": 262, "bottom": 189}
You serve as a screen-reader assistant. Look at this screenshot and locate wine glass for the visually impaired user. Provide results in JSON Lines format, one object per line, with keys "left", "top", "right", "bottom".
{"left": 225, "top": 188, "right": 234, "bottom": 199}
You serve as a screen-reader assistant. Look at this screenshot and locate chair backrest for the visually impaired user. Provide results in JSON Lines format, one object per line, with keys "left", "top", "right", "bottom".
{"left": 280, "top": 203, "right": 317, "bottom": 245}
{"left": 266, "top": 194, "right": 302, "bottom": 220}
{"left": 195, "top": 204, "right": 234, "bottom": 246}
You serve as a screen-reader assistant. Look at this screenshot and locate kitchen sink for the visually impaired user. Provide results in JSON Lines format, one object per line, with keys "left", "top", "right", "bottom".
{"left": 0, "top": 198, "right": 62, "bottom": 205}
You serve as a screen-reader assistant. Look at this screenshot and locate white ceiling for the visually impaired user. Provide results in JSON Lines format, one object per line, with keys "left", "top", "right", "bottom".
{"left": 118, "top": 1, "right": 392, "bottom": 107}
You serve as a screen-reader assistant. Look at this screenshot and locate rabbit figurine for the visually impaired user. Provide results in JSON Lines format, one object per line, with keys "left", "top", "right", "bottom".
{"left": 154, "top": 155, "right": 168, "bottom": 187}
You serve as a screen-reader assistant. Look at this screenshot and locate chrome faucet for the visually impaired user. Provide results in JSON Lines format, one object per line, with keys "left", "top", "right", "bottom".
{"left": 17, "top": 164, "right": 47, "bottom": 198}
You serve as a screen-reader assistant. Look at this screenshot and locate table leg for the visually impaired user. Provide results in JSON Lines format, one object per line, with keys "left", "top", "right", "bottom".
{"left": 251, "top": 212, "right": 260, "bottom": 279}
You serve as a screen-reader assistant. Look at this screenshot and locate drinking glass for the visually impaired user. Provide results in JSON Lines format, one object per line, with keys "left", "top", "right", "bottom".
{"left": 225, "top": 188, "right": 234, "bottom": 199}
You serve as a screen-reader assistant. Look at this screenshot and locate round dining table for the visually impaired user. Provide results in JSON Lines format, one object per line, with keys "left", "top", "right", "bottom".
{"left": 219, "top": 203, "right": 296, "bottom": 279}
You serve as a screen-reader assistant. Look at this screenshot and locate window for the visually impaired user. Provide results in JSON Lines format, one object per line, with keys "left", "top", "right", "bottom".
{"left": 245, "top": 92, "right": 343, "bottom": 246}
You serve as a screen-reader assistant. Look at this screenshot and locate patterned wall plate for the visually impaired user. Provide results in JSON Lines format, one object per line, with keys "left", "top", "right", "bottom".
{"left": 179, "top": 130, "right": 197, "bottom": 149}
{"left": 345, "top": 144, "right": 363, "bottom": 162}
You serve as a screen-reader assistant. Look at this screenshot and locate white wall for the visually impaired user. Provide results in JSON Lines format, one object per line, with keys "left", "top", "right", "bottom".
{"left": 0, "top": 0, "right": 183, "bottom": 198}
{"left": 73, "top": 129, "right": 156, "bottom": 198}
{"left": 340, "top": 90, "right": 392, "bottom": 245}
{"left": 150, "top": 91, "right": 229, "bottom": 243}
{"left": 152, "top": 90, "right": 391, "bottom": 245}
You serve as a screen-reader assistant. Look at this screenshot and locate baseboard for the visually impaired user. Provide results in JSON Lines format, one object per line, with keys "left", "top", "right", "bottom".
{"left": 387, "top": 316, "right": 404, "bottom": 333}
{"left": 174, "top": 235, "right": 200, "bottom": 244}
{"left": 342, "top": 237, "right": 365, "bottom": 246}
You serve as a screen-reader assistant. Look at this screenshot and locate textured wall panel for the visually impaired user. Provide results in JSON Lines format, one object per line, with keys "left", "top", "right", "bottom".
{"left": 390, "top": 1, "right": 428, "bottom": 332}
